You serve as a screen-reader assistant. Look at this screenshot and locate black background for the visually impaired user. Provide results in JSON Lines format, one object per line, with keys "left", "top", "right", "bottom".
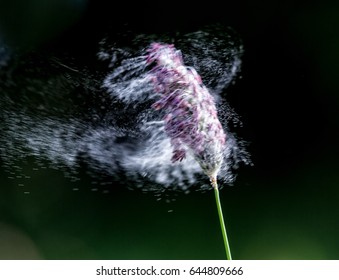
{"left": 0, "top": 0, "right": 339, "bottom": 259}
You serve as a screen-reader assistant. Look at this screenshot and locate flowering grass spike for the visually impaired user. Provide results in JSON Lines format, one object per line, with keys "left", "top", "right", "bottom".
{"left": 146, "top": 42, "right": 232, "bottom": 259}
{"left": 146, "top": 43, "right": 226, "bottom": 182}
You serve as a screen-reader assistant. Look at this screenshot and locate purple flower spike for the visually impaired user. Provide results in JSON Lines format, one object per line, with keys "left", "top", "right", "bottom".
{"left": 146, "top": 42, "right": 227, "bottom": 182}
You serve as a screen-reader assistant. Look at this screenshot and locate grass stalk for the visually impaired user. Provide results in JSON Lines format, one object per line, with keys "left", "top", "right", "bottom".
{"left": 211, "top": 177, "right": 232, "bottom": 260}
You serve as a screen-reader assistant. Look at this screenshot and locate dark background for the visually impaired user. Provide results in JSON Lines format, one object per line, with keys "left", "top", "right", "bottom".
{"left": 0, "top": 0, "right": 338, "bottom": 259}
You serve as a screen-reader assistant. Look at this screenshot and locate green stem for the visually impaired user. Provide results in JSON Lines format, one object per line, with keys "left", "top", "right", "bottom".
{"left": 212, "top": 180, "right": 232, "bottom": 260}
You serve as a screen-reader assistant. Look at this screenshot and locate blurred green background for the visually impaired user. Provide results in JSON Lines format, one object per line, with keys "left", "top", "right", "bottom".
{"left": 0, "top": 0, "right": 339, "bottom": 260}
